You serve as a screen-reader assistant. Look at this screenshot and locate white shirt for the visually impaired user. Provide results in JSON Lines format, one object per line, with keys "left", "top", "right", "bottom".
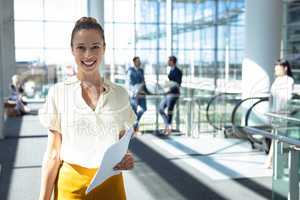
{"left": 270, "top": 75, "right": 294, "bottom": 112}
{"left": 39, "top": 76, "right": 136, "bottom": 168}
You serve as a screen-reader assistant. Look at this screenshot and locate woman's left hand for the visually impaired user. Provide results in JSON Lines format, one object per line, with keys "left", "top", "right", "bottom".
{"left": 113, "top": 152, "right": 134, "bottom": 170}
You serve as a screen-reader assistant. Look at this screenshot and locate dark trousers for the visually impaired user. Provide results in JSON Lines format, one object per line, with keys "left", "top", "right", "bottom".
{"left": 159, "top": 94, "right": 179, "bottom": 126}
{"left": 130, "top": 96, "right": 147, "bottom": 128}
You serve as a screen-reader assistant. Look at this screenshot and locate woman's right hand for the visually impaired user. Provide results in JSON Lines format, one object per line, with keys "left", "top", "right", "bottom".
{"left": 39, "top": 130, "right": 62, "bottom": 200}
{"left": 113, "top": 152, "right": 134, "bottom": 171}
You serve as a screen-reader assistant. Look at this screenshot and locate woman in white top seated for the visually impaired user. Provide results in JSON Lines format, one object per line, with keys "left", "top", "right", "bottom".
{"left": 38, "top": 17, "right": 136, "bottom": 200}
{"left": 265, "top": 59, "right": 294, "bottom": 169}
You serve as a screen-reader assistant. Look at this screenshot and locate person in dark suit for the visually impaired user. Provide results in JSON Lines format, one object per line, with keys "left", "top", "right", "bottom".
{"left": 159, "top": 56, "right": 182, "bottom": 136}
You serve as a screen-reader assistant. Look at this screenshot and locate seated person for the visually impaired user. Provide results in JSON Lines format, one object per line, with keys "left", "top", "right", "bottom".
{"left": 7, "top": 75, "right": 30, "bottom": 116}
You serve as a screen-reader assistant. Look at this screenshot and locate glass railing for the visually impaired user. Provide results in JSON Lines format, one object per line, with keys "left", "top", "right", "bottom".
{"left": 130, "top": 93, "right": 215, "bottom": 137}
{"left": 124, "top": 89, "right": 241, "bottom": 138}
{"left": 267, "top": 109, "right": 300, "bottom": 200}
{"left": 244, "top": 98, "right": 300, "bottom": 200}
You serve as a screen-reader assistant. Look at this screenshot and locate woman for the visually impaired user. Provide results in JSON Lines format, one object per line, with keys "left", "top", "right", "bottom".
{"left": 265, "top": 59, "right": 294, "bottom": 168}
{"left": 271, "top": 59, "right": 294, "bottom": 112}
{"left": 38, "top": 17, "right": 136, "bottom": 200}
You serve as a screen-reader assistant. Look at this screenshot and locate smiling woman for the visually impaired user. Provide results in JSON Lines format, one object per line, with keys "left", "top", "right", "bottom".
{"left": 71, "top": 18, "right": 106, "bottom": 77}
{"left": 72, "top": 29, "right": 105, "bottom": 73}
{"left": 38, "top": 17, "right": 136, "bottom": 200}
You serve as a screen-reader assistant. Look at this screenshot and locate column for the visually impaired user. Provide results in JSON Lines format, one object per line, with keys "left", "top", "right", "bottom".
{"left": 0, "top": 0, "right": 16, "bottom": 98}
{"left": 0, "top": 21, "right": 3, "bottom": 139}
{"left": 0, "top": 0, "right": 16, "bottom": 139}
{"left": 87, "top": 0, "right": 109, "bottom": 79}
{"left": 166, "top": 0, "right": 172, "bottom": 57}
{"left": 242, "top": 0, "right": 283, "bottom": 98}
{"left": 87, "top": 0, "right": 104, "bottom": 27}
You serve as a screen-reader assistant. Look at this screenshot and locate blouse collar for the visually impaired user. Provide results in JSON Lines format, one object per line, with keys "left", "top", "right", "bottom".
{"left": 64, "top": 75, "right": 111, "bottom": 93}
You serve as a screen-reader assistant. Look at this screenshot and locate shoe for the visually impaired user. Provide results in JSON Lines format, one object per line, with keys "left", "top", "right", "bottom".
{"left": 264, "top": 161, "right": 272, "bottom": 169}
{"left": 133, "top": 127, "right": 142, "bottom": 137}
{"left": 134, "top": 127, "right": 139, "bottom": 132}
{"left": 164, "top": 128, "right": 172, "bottom": 136}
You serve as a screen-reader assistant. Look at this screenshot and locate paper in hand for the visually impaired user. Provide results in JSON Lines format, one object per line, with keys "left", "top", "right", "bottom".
{"left": 86, "top": 128, "right": 133, "bottom": 194}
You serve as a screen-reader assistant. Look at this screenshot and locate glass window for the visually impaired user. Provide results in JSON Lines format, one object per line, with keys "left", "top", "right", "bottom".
{"left": 158, "top": 24, "right": 167, "bottom": 49}
{"left": 136, "top": 24, "right": 158, "bottom": 49}
{"left": 103, "top": 0, "right": 246, "bottom": 89}
{"left": 135, "top": 49, "right": 157, "bottom": 64}
{"left": 14, "top": 0, "right": 43, "bottom": 20}
{"left": 15, "top": 0, "right": 87, "bottom": 63}
{"left": 135, "top": 0, "right": 158, "bottom": 23}
{"left": 104, "top": 0, "right": 114, "bottom": 22}
{"left": 185, "top": 31, "right": 194, "bottom": 50}
{"left": 201, "top": 50, "right": 214, "bottom": 63}
{"left": 185, "top": 2, "right": 195, "bottom": 22}
{"left": 159, "top": 0, "right": 166, "bottom": 23}
{"left": 15, "top": 49, "right": 44, "bottom": 62}
{"left": 14, "top": 0, "right": 87, "bottom": 100}
{"left": 104, "top": 23, "right": 114, "bottom": 49}
{"left": 113, "top": 24, "right": 135, "bottom": 49}
{"left": 44, "top": 22, "right": 74, "bottom": 48}
{"left": 201, "top": 27, "right": 215, "bottom": 49}
{"left": 114, "top": 0, "right": 134, "bottom": 23}
{"left": 44, "top": 49, "right": 73, "bottom": 65}
{"left": 15, "top": 21, "right": 44, "bottom": 48}
{"left": 44, "top": 0, "right": 87, "bottom": 21}
{"left": 173, "top": 1, "right": 185, "bottom": 24}
{"left": 113, "top": 49, "right": 135, "bottom": 66}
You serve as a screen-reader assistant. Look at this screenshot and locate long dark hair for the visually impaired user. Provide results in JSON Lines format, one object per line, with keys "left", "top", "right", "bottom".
{"left": 275, "top": 59, "right": 293, "bottom": 78}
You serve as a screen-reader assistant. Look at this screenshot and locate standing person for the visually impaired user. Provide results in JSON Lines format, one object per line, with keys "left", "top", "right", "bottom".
{"left": 265, "top": 59, "right": 294, "bottom": 168}
{"left": 38, "top": 17, "right": 136, "bottom": 200}
{"left": 127, "top": 56, "right": 147, "bottom": 133}
{"left": 159, "top": 56, "right": 182, "bottom": 136}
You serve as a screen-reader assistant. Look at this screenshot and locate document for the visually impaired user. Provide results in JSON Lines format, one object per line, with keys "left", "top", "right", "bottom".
{"left": 86, "top": 128, "right": 134, "bottom": 194}
{"left": 162, "top": 80, "right": 179, "bottom": 93}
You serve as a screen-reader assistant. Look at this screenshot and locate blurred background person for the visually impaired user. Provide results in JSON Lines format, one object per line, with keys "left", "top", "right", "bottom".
{"left": 7, "top": 74, "right": 30, "bottom": 116}
{"left": 159, "top": 56, "right": 182, "bottom": 136}
{"left": 265, "top": 59, "right": 294, "bottom": 168}
{"left": 127, "top": 56, "right": 147, "bottom": 134}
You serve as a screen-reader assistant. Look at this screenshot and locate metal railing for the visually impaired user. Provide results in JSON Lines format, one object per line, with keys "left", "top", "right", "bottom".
{"left": 243, "top": 126, "right": 300, "bottom": 200}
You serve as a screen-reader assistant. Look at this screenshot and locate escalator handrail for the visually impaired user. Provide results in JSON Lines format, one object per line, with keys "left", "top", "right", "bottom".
{"left": 206, "top": 93, "right": 223, "bottom": 131}
{"left": 231, "top": 96, "right": 269, "bottom": 131}
{"left": 206, "top": 93, "right": 240, "bottom": 131}
{"left": 245, "top": 97, "right": 269, "bottom": 126}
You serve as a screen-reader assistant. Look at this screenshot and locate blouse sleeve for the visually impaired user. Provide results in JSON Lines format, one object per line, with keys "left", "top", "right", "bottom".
{"left": 123, "top": 101, "right": 136, "bottom": 129}
{"left": 38, "top": 86, "right": 61, "bottom": 133}
{"left": 116, "top": 87, "right": 137, "bottom": 131}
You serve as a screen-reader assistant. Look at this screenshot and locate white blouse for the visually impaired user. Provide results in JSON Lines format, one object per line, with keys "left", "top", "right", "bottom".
{"left": 39, "top": 76, "right": 136, "bottom": 168}
{"left": 270, "top": 75, "right": 294, "bottom": 112}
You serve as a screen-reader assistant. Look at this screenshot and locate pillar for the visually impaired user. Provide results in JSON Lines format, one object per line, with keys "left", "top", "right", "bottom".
{"left": 242, "top": 0, "right": 283, "bottom": 98}
{"left": 0, "top": 0, "right": 16, "bottom": 139}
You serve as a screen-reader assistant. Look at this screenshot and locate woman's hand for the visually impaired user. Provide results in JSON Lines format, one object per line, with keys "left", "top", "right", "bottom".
{"left": 113, "top": 152, "right": 134, "bottom": 170}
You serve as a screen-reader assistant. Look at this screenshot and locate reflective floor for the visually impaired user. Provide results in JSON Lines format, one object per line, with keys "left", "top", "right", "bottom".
{"left": 0, "top": 103, "right": 274, "bottom": 200}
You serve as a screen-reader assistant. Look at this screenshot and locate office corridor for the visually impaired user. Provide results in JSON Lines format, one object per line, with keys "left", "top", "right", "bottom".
{"left": 0, "top": 103, "right": 274, "bottom": 200}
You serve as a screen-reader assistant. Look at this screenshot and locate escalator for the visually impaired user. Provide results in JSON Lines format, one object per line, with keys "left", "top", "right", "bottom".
{"left": 230, "top": 97, "right": 272, "bottom": 153}
{"left": 205, "top": 92, "right": 241, "bottom": 137}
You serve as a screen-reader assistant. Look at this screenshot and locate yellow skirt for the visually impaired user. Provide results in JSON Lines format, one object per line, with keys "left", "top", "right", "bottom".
{"left": 54, "top": 162, "right": 126, "bottom": 200}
